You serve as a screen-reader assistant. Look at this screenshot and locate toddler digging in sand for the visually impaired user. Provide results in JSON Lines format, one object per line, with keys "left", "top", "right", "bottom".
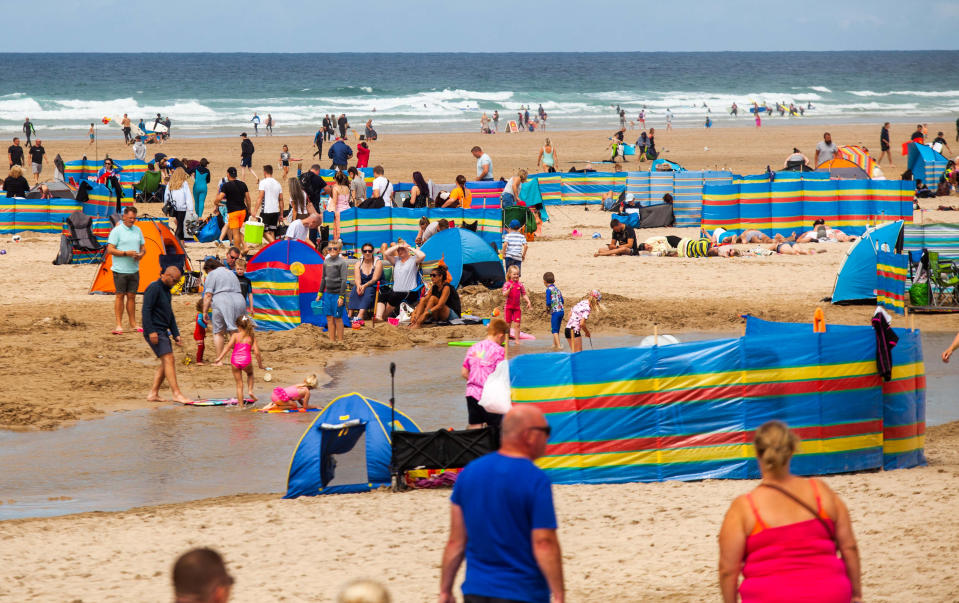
{"left": 262, "top": 374, "right": 318, "bottom": 411}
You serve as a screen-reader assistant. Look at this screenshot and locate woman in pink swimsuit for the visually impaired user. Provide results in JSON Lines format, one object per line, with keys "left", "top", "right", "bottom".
{"left": 213, "top": 315, "right": 264, "bottom": 405}
{"left": 718, "top": 421, "right": 863, "bottom": 603}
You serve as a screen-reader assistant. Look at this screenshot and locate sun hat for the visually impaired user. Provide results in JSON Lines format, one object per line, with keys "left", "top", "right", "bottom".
{"left": 509, "top": 219, "right": 521, "bottom": 229}
{"left": 624, "top": 193, "right": 635, "bottom": 203}
{"left": 590, "top": 289, "right": 602, "bottom": 301}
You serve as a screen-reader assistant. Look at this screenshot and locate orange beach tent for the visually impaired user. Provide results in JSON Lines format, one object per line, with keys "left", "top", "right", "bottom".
{"left": 90, "top": 220, "right": 191, "bottom": 294}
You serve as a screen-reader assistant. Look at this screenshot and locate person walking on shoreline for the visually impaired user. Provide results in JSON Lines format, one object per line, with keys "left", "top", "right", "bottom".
{"left": 8, "top": 137, "right": 23, "bottom": 168}
{"left": 29, "top": 140, "right": 46, "bottom": 185}
{"left": 265, "top": 113, "right": 273, "bottom": 136}
{"left": 143, "top": 265, "right": 191, "bottom": 403}
{"left": 879, "top": 122, "right": 893, "bottom": 166}
{"left": 23, "top": 118, "right": 35, "bottom": 146}
{"left": 439, "top": 405, "right": 565, "bottom": 603}
{"left": 106, "top": 206, "right": 145, "bottom": 335}
{"left": 492, "top": 110, "right": 499, "bottom": 133}
{"left": 239, "top": 133, "right": 257, "bottom": 181}
{"left": 337, "top": 114, "right": 349, "bottom": 139}
{"left": 250, "top": 113, "right": 260, "bottom": 136}
{"left": 121, "top": 113, "right": 132, "bottom": 144}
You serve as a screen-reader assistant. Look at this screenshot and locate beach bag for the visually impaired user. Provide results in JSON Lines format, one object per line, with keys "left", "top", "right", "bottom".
{"left": 194, "top": 216, "right": 220, "bottom": 243}
{"left": 909, "top": 282, "right": 929, "bottom": 307}
{"left": 478, "top": 360, "right": 512, "bottom": 415}
{"left": 162, "top": 187, "right": 175, "bottom": 217}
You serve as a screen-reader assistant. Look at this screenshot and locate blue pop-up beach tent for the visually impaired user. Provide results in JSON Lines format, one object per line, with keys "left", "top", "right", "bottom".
{"left": 907, "top": 143, "right": 947, "bottom": 185}
{"left": 421, "top": 228, "right": 505, "bottom": 289}
{"left": 831, "top": 220, "right": 904, "bottom": 304}
{"left": 284, "top": 393, "right": 420, "bottom": 497}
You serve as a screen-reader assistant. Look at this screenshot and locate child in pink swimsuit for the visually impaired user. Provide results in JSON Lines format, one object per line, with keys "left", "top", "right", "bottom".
{"left": 263, "top": 374, "right": 319, "bottom": 411}
{"left": 213, "top": 315, "right": 264, "bottom": 404}
{"left": 501, "top": 264, "right": 532, "bottom": 344}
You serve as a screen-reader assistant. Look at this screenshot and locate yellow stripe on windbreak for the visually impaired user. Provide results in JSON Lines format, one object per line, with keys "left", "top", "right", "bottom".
{"left": 883, "top": 435, "right": 926, "bottom": 454}
{"left": 535, "top": 434, "right": 881, "bottom": 470}
{"left": 512, "top": 361, "right": 877, "bottom": 403}
{"left": 254, "top": 281, "right": 298, "bottom": 290}
{"left": 877, "top": 263, "right": 908, "bottom": 276}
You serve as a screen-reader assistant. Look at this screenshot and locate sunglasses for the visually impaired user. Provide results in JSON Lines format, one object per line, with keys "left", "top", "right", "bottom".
{"left": 529, "top": 425, "right": 551, "bottom": 437}
{"left": 362, "top": 249, "right": 374, "bottom": 253}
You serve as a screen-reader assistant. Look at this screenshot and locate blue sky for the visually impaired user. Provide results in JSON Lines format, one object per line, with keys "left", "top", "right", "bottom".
{"left": 4, "top": 0, "right": 958, "bottom": 52}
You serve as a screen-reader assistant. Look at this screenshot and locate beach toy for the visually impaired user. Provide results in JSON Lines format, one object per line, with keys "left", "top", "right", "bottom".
{"left": 571, "top": 229, "right": 581, "bottom": 238}
{"left": 492, "top": 308, "right": 500, "bottom": 317}
{"left": 254, "top": 407, "right": 319, "bottom": 413}
{"left": 1, "top": 250, "right": 6, "bottom": 255}
{"left": 510, "top": 329, "right": 536, "bottom": 340}
{"left": 12, "top": 235, "right": 21, "bottom": 243}
{"left": 181, "top": 398, "right": 255, "bottom": 407}
{"left": 482, "top": 318, "right": 490, "bottom": 325}
{"left": 448, "top": 341, "right": 479, "bottom": 347}
{"left": 388, "top": 317, "right": 399, "bottom": 326}
{"left": 243, "top": 215, "right": 265, "bottom": 245}
{"left": 263, "top": 372, "right": 273, "bottom": 382}
{"left": 592, "top": 232, "right": 602, "bottom": 239}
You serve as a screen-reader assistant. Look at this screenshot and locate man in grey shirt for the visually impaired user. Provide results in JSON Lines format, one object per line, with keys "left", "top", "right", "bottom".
{"left": 318, "top": 242, "right": 349, "bottom": 342}
{"left": 814, "top": 132, "right": 837, "bottom": 166}
{"left": 201, "top": 258, "right": 249, "bottom": 362}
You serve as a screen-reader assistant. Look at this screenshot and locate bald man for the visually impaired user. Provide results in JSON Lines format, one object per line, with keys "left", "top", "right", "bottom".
{"left": 142, "top": 265, "right": 191, "bottom": 404}
{"left": 439, "top": 406, "right": 565, "bottom": 603}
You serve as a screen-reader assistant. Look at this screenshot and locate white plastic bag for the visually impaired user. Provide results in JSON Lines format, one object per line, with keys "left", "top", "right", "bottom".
{"left": 478, "top": 359, "right": 512, "bottom": 415}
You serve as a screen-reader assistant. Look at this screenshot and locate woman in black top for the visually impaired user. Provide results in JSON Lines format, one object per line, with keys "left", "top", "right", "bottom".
{"left": 409, "top": 265, "right": 461, "bottom": 328}
{"left": 3, "top": 165, "right": 30, "bottom": 197}
{"left": 405, "top": 171, "right": 430, "bottom": 208}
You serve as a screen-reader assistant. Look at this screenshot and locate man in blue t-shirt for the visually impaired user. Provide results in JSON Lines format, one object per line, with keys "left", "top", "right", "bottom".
{"left": 439, "top": 406, "right": 565, "bottom": 603}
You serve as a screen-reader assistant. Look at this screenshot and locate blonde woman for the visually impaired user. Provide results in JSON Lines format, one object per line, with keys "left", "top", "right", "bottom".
{"left": 165, "top": 167, "right": 195, "bottom": 240}
{"left": 501, "top": 168, "right": 528, "bottom": 207}
{"left": 718, "top": 421, "right": 862, "bottom": 603}
{"left": 537, "top": 138, "right": 557, "bottom": 172}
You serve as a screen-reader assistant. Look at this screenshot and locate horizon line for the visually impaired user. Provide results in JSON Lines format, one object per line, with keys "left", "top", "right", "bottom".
{"left": 0, "top": 49, "right": 957, "bottom": 55}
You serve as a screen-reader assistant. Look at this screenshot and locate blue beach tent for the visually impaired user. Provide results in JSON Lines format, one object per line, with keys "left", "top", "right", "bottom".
{"left": 421, "top": 228, "right": 505, "bottom": 289}
{"left": 284, "top": 393, "right": 420, "bottom": 497}
{"left": 831, "top": 220, "right": 904, "bottom": 304}
{"left": 907, "top": 143, "right": 947, "bottom": 185}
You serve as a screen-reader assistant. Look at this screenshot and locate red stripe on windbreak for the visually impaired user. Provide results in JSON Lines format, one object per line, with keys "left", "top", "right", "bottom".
{"left": 533, "top": 375, "right": 880, "bottom": 414}
{"left": 253, "top": 307, "right": 298, "bottom": 317}
{"left": 882, "top": 376, "right": 926, "bottom": 394}
{"left": 545, "top": 419, "right": 881, "bottom": 456}
{"left": 883, "top": 422, "right": 926, "bottom": 440}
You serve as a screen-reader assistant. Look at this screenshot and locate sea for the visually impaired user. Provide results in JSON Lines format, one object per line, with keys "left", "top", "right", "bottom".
{"left": 1, "top": 51, "right": 958, "bottom": 138}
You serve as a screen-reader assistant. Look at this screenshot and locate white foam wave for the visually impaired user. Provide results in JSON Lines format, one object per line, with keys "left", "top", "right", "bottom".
{"left": 848, "top": 90, "right": 959, "bottom": 98}
{"left": 809, "top": 86, "right": 832, "bottom": 93}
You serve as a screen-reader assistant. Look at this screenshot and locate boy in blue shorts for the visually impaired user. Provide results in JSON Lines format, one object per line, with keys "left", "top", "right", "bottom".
{"left": 543, "top": 272, "right": 564, "bottom": 350}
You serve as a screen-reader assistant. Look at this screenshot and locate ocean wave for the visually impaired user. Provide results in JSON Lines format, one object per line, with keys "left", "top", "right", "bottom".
{"left": 809, "top": 86, "right": 832, "bottom": 93}
{"left": 848, "top": 90, "right": 959, "bottom": 98}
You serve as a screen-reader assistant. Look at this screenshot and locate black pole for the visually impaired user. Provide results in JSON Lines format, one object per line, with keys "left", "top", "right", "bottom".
{"left": 389, "top": 361, "right": 397, "bottom": 489}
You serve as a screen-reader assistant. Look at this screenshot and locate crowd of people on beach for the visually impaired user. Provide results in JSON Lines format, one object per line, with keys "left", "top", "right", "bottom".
{"left": 10, "top": 105, "right": 959, "bottom": 603}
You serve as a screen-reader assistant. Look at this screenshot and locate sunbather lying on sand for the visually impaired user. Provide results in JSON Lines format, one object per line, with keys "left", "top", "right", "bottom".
{"left": 769, "top": 241, "right": 826, "bottom": 255}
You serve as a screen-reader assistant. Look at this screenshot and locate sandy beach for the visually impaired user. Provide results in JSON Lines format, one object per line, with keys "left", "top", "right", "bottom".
{"left": 3, "top": 121, "right": 959, "bottom": 600}
{"left": 0, "top": 422, "right": 956, "bottom": 602}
